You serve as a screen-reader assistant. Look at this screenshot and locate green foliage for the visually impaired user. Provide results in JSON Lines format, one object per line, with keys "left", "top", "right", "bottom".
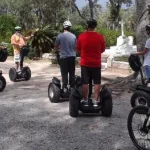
{"left": 0, "top": 15, "right": 17, "bottom": 41}
{"left": 71, "top": 25, "right": 85, "bottom": 37}
{"left": 96, "top": 27, "right": 136, "bottom": 47}
{"left": 96, "top": 28, "right": 120, "bottom": 47}
{"left": 31, "top": 25, "right": 60, "bottom": 57}
{"left": 7, "top": 44, "right": 13, "bottom": 56}
{"left": 0, "top": 15, "right": 17, "bottom": 56}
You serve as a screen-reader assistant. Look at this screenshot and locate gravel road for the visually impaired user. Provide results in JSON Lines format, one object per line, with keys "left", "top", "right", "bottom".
{"left": 0, "top": 60, "right": 137, "bottom": 150}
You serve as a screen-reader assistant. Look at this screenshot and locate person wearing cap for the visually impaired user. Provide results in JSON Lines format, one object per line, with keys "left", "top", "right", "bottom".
{"left": 134, "top": 25, "right": 150, "bottom": 87}
{"left": 76, "top": 19, "right": 106, "bottom": 107}
{"left": 54, "top": 21, "right": 76, "bottom": 93}
{"left": 11, "top": 26, "right": 33, "bottom": 71}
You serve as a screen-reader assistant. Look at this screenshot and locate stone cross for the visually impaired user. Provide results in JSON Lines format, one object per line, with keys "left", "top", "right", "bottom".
{"left": 119, "top": 21, "right": 125, "bottom": 36}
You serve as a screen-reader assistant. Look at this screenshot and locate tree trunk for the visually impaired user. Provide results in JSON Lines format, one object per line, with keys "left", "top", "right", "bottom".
{"left": 136, "top": 0, "right": 150, "bottom": 51}
{"left": 88, "top": 0, "right": 94, "bottom": 19}
{"left": 132, "top": 0, "right": 150, "bottom": 80}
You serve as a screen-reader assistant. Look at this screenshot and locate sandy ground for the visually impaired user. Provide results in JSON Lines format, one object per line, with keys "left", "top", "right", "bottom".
{"left": 0, "top": 60, "right": 137, "bottom": 150}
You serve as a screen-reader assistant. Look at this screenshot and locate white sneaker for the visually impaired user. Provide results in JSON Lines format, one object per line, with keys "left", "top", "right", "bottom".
{"left": 81, "top": 99, "right": 88, "bottom": 107}
{"left": 93, "top": 100, "right": 99, "bottom": 107}
{"left": 63, "top": 88, "right": 68, "bottom": 93}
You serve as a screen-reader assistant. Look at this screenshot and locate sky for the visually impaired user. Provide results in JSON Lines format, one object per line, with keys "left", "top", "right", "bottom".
{"left": 76, "top": 0, "right": 135, "bottom": 9}
{"left": 76, "top": 0, "right": 108, "bottom": 9}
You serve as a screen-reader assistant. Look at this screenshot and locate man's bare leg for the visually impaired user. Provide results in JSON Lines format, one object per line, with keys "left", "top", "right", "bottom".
{"left": 94, "top": 84, "right": 101, "bottom": 101}
{"left": 15, "top": 62, "right": 19, "bottom": 71}
{"left": 82, "top": 84, "right": 89, "bottom": 100}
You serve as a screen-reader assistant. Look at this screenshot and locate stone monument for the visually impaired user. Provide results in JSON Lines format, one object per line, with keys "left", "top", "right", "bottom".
{"left": 103, "top": 21, "right": 137, "bottom": 56}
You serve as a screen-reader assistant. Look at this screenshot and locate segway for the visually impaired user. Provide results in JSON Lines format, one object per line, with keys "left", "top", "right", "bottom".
{"left": 9, "top": 45, "right": 31, "bottom": 82}
{"left": 69, "top": 76, "right": 113, "bottom": 117}
{"left": 48, "top": 51, "right": 73, "bottom": 103}
{"left": 128, "top": 54, "right": 150, "bottom": 108}
{"left": 48, "top": 77, "right": 72, "bottom": 103}
{"left": 0, "top": 46, "right": 8, "bottom": 92}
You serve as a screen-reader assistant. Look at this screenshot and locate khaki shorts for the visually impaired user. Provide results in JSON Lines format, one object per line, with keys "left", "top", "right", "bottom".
{"left": 14, "top": 53, "right": 20, "bottom": 63}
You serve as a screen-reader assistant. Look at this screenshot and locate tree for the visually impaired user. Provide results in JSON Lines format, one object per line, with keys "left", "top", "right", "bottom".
{"left": 120, "top": 6, "right": 136, "bottom": 32}
{"left": 136, "top": 0, "right": 150, "bottom": 50}
{"left": 107, "top": 0, "right": 132, "bottom": 30}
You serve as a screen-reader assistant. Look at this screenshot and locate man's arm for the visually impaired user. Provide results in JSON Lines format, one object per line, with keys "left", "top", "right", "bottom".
{"left": 136, "top": 48, "right": 148, "bottom": 55}
{"left": 54, "top": 35, "right": 60, "bottom": 53}
{"left": 100, "top": 35, "right": 106, "bottom": 53}
{"left": 24, "top": 34, "right": 34, "bottom": 41}
{"left": 101, "top": 41, "right": 106, "bottom": 53}
{"left": 136, "top": 39, "right": 150, "bottom": 55}
{"left": 54, "top": 44, "right": 60, "bottom": 53}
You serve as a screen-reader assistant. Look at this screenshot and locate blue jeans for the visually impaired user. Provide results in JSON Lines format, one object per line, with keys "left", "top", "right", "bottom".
{"left": 143, "top": 65, "right": 150, "bottom": 79}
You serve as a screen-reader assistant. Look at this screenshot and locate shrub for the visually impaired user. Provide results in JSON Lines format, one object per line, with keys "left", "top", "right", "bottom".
{"left": 71, "top": 25, "right": 85, "bottom": 37}
{"left": 96, "top": 27, "right": 136, "bottom": 47}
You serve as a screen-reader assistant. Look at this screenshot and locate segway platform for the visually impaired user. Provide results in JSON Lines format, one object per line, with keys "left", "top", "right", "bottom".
{"left": 48, "top": 77, "right": 71, "bottom": 103}
{"left": 9, "top": 66, "right": 31, "bottom": 82}
{"left": 69, "top": 76, "right": 113, "bottom": 117}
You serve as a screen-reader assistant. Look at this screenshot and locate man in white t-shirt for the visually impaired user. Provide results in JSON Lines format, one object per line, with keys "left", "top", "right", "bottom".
{"left": 135, "top": 24, "right": 150, "bottom": 87}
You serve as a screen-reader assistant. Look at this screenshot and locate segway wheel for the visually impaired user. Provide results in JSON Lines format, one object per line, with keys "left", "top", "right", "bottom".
{"left": 101, "top": 87, "right": 113, "bottom": 117}
{"left": 9, "top": 68, "right": 17, "bottom": 82}
{"left": 131, "top": 90, "right": 150, "bottom": 108}
{"left": 69, "top": 88, "right": 79, "bottom": 117}
{"left": 23, "top": 67, "right": 31, "bottom": 81}
{"left": 0, "top": 75, "right": 6, "bottom": 92}
{"left": 48, "top": 82, "right": 60, "bottom": 103}
{"left": 127, "top": 106, "right": 150, "bottom": 150}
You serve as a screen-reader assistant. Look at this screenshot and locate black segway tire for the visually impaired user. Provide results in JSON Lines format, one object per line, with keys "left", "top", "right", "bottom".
{"left": 0, "top": 48, "right": 8, "bottom": 62}
{"left": 101, "top": 95, "right": 112, "bottom": 117}
{"left": 9, "top": 68, "right": 17, "bottom": 82}
{"left": 69, "top": 88, "right": 79, "bottom": 117}
{"left": 48, "top": 82, "right": 60, "bottom": 103}
{"left": 130, "top": 90, "right": 150, "bottom": 108}
{"left": 0, "top": 75, "right": 6, "bottom": 92}
{"left": 127, "top": 105, "right": 149, "bottom": 150}
{"left": 101, "top": 86, "right": 113, "bottom": 117}
{"left": 23, "top": 67, "right": 31, "bottom": 81}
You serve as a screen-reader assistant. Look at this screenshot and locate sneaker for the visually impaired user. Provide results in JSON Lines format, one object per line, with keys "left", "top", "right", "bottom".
{"left": 63, "top": 88, "right": 68, "bottom": 93}
{"left": 81, "top": 99, "right": 88, "bottom": 107}
{"left": 93, "top": 100, "right": 99, "bottom": 107}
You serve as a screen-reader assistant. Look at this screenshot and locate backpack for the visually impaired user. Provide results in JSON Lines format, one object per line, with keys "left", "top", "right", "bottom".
{"left": 128, "top": 54, "right": 142, "bottom": 72}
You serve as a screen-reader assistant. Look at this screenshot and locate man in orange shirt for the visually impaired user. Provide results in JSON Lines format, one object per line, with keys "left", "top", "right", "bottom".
{"left": 76, "top": 19, "right": 106, "bottom": 107}
{"left": 11, "top": 26, "right": 33, "bottom": 71}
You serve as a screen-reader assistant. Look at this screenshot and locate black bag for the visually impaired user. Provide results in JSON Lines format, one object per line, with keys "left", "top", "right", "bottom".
{"left": 21, "top": 45, "right": 30, "bottom": 56}
{"left": 0, "top": 48, "right": 8, "bottom": 62}
{"left": 128, "top": 54, "right": 142, "bottom": 72}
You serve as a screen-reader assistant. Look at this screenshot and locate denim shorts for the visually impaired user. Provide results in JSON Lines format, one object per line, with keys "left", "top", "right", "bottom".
{"left": 143, "top": 65, "right": 150, "bottom": 79}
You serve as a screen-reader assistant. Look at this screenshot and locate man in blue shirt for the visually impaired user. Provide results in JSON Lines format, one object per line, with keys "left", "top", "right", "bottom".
{"left": 55, "top": 21, "right": 76, "bottom": 92}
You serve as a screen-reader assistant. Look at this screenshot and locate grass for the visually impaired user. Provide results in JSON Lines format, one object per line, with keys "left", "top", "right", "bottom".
{"left": 114, "top": 56, "right": 128, "bottom": 62}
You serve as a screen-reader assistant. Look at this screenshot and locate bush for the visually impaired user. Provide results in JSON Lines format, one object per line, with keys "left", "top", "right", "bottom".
{"left": 71, "top": 25, "right": 85, "bottom": 38}
{"left": 96, "top": 28, "right": 120, "bottom": 47}
{"left": 0, "top": 15, "right": 17, "bottom": 41}
{"left": 96, "top": 27, "right": 136, "bottom": 47}
{"left": 7, "top": 44, "right": 13, "bottom": 56}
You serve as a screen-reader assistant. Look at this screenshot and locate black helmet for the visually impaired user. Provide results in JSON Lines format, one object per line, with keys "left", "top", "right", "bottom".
{"left": 146, "top": 24, "right": 150, "bottom": 31}
{"left": 87, "top": 19, "right": 97, "bottom": 28}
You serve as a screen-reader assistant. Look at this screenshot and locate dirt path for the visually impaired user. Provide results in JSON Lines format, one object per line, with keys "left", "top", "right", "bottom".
{"left": 0, "top": 60, "right": 136, "bottom": 150}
